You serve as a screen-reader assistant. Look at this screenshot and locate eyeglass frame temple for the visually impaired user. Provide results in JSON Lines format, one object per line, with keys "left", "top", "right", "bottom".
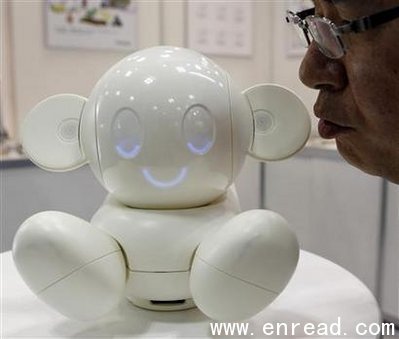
{"left": 287, "top": 5, "right": 399, "bottom": 34}
{"left": 333, "top": 5, "right": 399, "bottom": 34}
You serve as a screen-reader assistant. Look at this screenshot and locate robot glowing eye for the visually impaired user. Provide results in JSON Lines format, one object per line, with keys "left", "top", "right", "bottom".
{"left": 112, "top": 108, "right": 144, "bottom": 159}
{"left": 183, "top": 105, "right": 215, "bottom": 155}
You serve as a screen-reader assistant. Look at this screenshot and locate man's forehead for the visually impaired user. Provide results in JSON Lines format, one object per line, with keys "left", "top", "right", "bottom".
{"left": 309, "top": 0, "right": 390, "bottom": 21}
{"left": 311, "top": 0, "right": 344, "bottom": 5}
{"left": 311, "top": 0, "right": 384, "bottom": 11}
{"left": 310, "top": 0, "right": 335, "bottom": 9}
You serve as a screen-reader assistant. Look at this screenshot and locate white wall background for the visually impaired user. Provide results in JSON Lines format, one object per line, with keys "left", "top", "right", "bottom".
{"left": 1, "top": 2, "right": 16, "bottom": 138}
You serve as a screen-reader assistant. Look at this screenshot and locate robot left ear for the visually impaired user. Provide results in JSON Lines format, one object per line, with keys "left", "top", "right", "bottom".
{"left": 243, "top": 84, "right": 311, "bottom": 161}
{"left": 21, "top": 94, "right": 88, "bottom": 171}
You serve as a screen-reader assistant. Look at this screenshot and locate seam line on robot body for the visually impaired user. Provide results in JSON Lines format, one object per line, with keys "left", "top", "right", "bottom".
{"left": 197, "top": 257, "right": 279, "bottom": 295}
{"left": 37, "top": 250, "right": 122, "bottom": 294}
{"left": 94, "top": 99, "right": 105, "bottom": 184}
{"left": 226, "top": 74, "right": 235, "bottom": 189}
{"left": 129, "top": 269, "right": 189, "bottom": 273}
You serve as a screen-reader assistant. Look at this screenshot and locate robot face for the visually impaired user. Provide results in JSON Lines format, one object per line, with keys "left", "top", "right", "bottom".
{"left": 83, "top": 47, "right": 244, "bottom": 208}
{"left": 110, "top": 104, "right": 216, "bottom": 190}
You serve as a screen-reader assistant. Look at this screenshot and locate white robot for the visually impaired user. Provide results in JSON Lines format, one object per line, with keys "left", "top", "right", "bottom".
{"left": 13, "top": 46, "right": 310, "bottom": 322}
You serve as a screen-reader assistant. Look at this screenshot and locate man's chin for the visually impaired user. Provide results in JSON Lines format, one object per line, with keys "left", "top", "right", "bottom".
{"left": 335, "top": 138, "right": 399, "bottom": 183}
{"left": 335, "top": 139, "right": 376, "bottom": 175}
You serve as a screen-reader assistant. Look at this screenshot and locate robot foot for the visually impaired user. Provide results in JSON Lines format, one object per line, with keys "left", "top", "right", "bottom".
{"left": 12, "top": 211, "right": 126, "bottom": 320}
{"left": 190, "top": 209, "right": 299, "bottom": 321}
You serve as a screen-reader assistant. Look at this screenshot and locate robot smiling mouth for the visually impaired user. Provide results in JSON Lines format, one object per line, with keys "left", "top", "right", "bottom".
{"left": 141, "top": 167, "right": 188, "bottom": 188}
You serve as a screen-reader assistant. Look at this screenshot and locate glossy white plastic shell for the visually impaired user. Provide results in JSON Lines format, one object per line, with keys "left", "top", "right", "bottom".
{"left": 21, "top": 94, "right": 87, "bottom": 171}
{"left": 81, "top": 46, "right": 247, "bottom": 209}
{"left": 190, "top": 209, "right": 299, "bottom": 321}
{"left": 14, "top": 46, "right": 310, "bottom": 321}
{"left": 12, "top": 211, "right": 126, "bottom": 320}
{"left": 92, "top": 187, "right": 241, "bottom": 302}
{"left": 22, "top": 46, "right": 310, "bottom": 209}
{"left": 244, "top": 84, "right": 311, "bottom": 160}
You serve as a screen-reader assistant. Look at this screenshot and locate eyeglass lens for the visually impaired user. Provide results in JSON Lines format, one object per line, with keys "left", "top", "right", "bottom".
{"left": 307, "top": 17, "right": 344, "bottom": 58}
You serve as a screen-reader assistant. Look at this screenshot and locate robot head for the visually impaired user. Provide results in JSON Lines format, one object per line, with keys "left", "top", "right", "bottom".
{"left": 21, "top": 46, "right": 310, "bottom": 208}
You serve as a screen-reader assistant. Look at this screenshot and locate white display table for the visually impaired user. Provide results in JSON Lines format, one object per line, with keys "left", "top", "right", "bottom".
{"left": 2, "top": 250, "right": 380, "bottom": 338}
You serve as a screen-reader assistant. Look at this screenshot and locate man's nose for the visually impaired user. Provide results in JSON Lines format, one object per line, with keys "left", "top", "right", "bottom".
{"left": 299, "top": 42, "right": 348, "bottom": 91}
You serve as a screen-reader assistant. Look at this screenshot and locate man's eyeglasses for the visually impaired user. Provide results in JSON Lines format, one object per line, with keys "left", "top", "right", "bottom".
{"left": 286, "top": 6, "right": 399, "bottom": 59}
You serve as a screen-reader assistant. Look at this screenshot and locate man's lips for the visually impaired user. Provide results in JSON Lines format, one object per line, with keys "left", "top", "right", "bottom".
{"left": 318, "top": 119, "right": 353, "bottom": 139}
{"left": 314, "top": 102, "right": 354, "bottom": 139}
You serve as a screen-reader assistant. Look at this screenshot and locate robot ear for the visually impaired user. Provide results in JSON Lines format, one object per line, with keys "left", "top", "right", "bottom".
{"left": 21, "top": 94, "right": 88, "bottom": 171}
{"left": 243, "top": 84, "right": 311, "bottom": 161}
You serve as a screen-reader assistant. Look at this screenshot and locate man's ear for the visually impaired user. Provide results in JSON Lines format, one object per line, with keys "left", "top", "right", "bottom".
{"left": 21, "top": 94, "right": 88, "bottom": 171}
{"left": 243, "top": 84, "right": 311, "bottom": 161}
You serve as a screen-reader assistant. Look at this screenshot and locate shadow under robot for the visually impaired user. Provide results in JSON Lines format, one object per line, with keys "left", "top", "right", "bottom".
{"left": 13, "top": 46, "right": 311, "bottom": 322}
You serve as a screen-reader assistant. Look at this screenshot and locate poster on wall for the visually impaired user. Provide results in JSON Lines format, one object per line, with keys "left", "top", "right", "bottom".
{"left": 186, "top": 1, "right": 253, "bottom": 57}
{"left": 45, "top": 0, "right": 137, "bottom": 51}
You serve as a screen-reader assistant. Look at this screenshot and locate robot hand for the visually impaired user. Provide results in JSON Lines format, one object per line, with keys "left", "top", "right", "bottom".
{"left": 12, "top": 211, "right": 126, "bottom": 320}
{"left": 190, "top": 209, "right": 299, "bottom": 321}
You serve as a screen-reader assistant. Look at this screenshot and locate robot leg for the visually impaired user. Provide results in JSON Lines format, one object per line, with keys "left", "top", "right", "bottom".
{"left": 189, "top": 209, "right": 299, "bottom": 321}
{"left": 12, "top": 211, "right": 126, "bottom": 320}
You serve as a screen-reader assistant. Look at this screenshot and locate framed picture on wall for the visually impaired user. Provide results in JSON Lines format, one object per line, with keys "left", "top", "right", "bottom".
{"left": 45, "top": 0, "right": 137, "bottom": 51}
{"left": 186, "top": 0, "right": 253, "bottom": 57}
{"left": 285, "top": 0, "right": 312, "bottom": 58}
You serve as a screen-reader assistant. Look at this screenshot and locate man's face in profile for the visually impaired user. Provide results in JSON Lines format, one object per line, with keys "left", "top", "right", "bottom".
{"left": 299, "top": 0, "right": 399, "bottom": 183}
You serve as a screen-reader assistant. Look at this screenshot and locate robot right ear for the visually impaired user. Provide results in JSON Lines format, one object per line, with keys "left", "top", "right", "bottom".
{"left": 243, "top": 84, "right": 311, "bottom": 161}
{"left": 21, "top": 94, "right": 88, "bottom": 172}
